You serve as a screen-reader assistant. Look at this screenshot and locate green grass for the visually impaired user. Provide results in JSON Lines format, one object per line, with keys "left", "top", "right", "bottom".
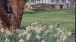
{"left": 22, "top": 8, "right": 75, "bottom": 32}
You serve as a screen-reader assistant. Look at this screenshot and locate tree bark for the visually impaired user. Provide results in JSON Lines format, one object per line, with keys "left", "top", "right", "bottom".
{"left": 0, "top": 0, "right": 27, "bottom": 32}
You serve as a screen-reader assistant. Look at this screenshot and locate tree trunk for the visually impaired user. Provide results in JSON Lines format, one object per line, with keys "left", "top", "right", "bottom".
{"left": 0, "top": 0, "right": 27, "bottom": 32}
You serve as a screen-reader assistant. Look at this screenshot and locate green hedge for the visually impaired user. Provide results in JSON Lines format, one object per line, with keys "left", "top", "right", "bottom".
{"left": 24, "top": 9, "right": 34, "bottom": 14}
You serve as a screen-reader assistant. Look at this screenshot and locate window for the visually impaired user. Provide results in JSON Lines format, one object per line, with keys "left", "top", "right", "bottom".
{"left": 68, "top": 0, "right": 70, "bottom": 1}
{"left": 51, "top": 0, "right": 54, "bottom": 2}
{"left": 62, "top": 0, "right": 65, "bottom": 2}
{"left": 56, "top": 0, "right": 59, "bottom": 3}
{"left": 31, "top": 0, "right": 35, "bottom": 2}
{"left": 27, "top": 0, "right": 29, "bottom": 2}
{"left": 27, "top": 0, "right": 35, "bottom": 3}
{"left": 37, "top": 0, "right": 40, "bottom": 1}
{"left": 31, "top": 0, "right": 34, "bottom": 2}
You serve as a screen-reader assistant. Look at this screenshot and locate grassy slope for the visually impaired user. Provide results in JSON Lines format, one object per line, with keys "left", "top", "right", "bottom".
{"left": 22, "top": 8, "right": 75, "bottom": 32}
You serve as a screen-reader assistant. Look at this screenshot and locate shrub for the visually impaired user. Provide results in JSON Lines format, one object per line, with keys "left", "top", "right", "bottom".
{"left": 24, "top": 9, "right": 34, "bottom": 14}
{"left": 0, "top": 22, "right": 74, "bottom": 42}
{"left": 32, "top": 9, "right": 45, "bottom": 11}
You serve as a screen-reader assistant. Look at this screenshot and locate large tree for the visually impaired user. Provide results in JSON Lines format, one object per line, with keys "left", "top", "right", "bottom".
{"left": 0, "top": 0, "right": 27, "bottom": 32}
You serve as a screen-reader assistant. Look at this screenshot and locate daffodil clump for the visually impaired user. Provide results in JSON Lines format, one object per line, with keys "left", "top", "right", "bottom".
{"left": 0, "top": 22, "right": 74, "bottom": 42}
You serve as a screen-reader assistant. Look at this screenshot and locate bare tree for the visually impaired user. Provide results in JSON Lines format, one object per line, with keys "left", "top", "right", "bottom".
{"left": 0, "top": 0, "right": 27, "bottom": 32}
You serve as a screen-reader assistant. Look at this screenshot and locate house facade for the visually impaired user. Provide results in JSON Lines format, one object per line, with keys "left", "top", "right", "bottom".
{"left": 24, "top": 0, "right": 73, "bottom": 9}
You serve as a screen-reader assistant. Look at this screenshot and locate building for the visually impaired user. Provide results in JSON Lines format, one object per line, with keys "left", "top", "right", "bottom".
{"left": 24, "top": 0, "right": 73, "bottom": 10}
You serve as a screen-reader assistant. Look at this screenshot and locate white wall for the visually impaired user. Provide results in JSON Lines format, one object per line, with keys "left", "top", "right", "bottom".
{"left": 29, "top": 0, "right": 70, "bottom": 4}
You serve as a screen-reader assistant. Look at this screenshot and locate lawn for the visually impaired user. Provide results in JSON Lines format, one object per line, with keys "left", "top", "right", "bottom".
{"left": 0, "top": 8, "right": 75, "bottom": 42}
{"left": 22, "top": 8, "right": 75, "bottom": 32}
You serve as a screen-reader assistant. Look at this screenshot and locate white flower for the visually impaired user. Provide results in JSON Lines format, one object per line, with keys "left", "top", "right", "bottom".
{"left": 67, "top": 31, "right": 72, "bottom": 36}
{"left": 26, "top": 27, "right": 31, "bottom": 32}
{"left": 0, "top": 28, "right": 4, "bottom": 32}
{"left": 56, "top": 28, "right": 62, "bottom": 33}
{"left": 5, "top": 29, "right": 12, "bottom": 36}
{"left": 49, "top": 25, "right": 53, "bottom": 29}
{"left": 63, "top": 35, "right": 67, "bottom": 41}
{"left": 59, "top": 32, "right": 67, "bottom": 42}
{"left": 42, "top": 40, "right": 45, "bottom": 42}
{"left": 44, "top": 30, "right": 51, "bottom": 35}
{"left": 22, "top": 30, "right": 28, "bottom": 36}
{"left": 19, "top": 39, "right": 24, "bottom": 42}
{"left": 34, "top": 26, "right": 42, "bottom": 34}
{"left": 12, "top": 41, "right": 14, "bottom": 42}
{"left": 31, "top": 22, "right": 38, "bottom": 25}
{"left": 26, "top": 26, "right": 34, "bottom": 30}
{"left": 5, "top": 38, "right": 10, "bottom": 42}
{"left": 18, "top": 33, "right": 22, "bottom": 38}
{"left": 15, "top": 29, "right": 21, "bottom": 33}
{"left": 57, "top": 34, "right": 67, "bottom": 42}
{"left": 57, "top": 39, "right": 62, "bottom": 42}
{"left": 36, "top": 35, "right": 41, "bottom": 39}
{"left": 26, "top": 34, "right": 31, "bottom": 40}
